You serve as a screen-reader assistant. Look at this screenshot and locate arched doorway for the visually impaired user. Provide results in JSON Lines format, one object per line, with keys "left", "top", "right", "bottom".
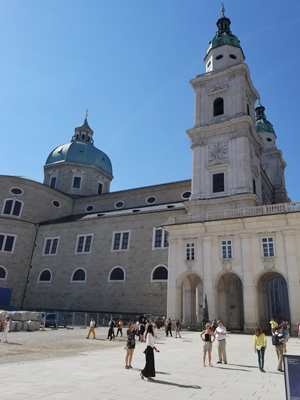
{"left": 217, "top": 273, "right": 244, "bottom": 331}
{"left": 257, "top": 272, "right": 290, "bottom": 331}
{"left": 179, "top": 273, "right": 203, "bottom": 327}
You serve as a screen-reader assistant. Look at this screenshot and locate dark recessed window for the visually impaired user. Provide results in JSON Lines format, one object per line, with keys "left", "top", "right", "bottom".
{"left": 0, "top": 266, "right": 7, "bottom": 280}
{"left": 213, "top": 173, "right": 225, "bottom": 193}
{"left": 98, "top": 183, "right": 103, "bottom": 195}
{"left": 50, "top": 177, "right": 57, "bottom": 189}
{"left": 167, "top": 205, "right": 175, "bottom": 209}
{"left": 213, "top": 97, "right": 224, "bottom": 116}
{"left": 216, "top": 55, "right": 223, "bottom": 60}
{"left": 267, "top": 138, "right": 272, "bottom": 142}
{"left": 82, "top": 134, "right": 86, "bottom": 140}
{"left": 3, "top": 199, "right": 22, "bottom": 216}
{"left": 230, "top": 54, "right": 237, "bottom": 59}
{"left": 152, "top": 266, "right": 168, "bottom": 281}
{"left": 97, "top": 213, "right": 105, "bottom": 217}
{"left": 73, "top": 176, "right": 81, "bottom": 189}
{"left": 247, "top": 104, "right": 250, "bottom": 116}
{"left": 86, "top": 205, "right": 94, "bottom": 212}
{"left": 253, "top": 179, "right": 256, "bottom": 195}
{"left": 72, "top": 268, "right": 86, "bottom": 282}
{"left": 52, "top": 201, "right": 61, "bottom": 208}
{"left": 110, "top": 267, "right": 125, "bottom": 281}
{"left": 207, "top": 61, "right": 211, "bottom": 69}
{"left": 132, "top": 209, "right": 140, "bottom": 213}
{"left": 146, "top": 196, "right": 156, "bottom": 204}
{"left": 10, "top": 188, "right": 23, "bottom": 195}
{"left": 39, "top": 269, "right": 51, "bottom": 282}
{"left": 115, "top": 201, "right": 124, "bottom": 209}
{"left": 182, "top": 191, "right": 191, "bottom": 199}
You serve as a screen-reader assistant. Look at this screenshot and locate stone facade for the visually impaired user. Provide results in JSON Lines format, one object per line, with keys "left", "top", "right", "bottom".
{"left": 0, "top": 9, "right": 299, "bottom": 335}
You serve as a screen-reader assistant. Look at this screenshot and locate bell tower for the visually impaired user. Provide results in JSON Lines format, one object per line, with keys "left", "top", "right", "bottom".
{"left": 186, "top": 7, "right": 264, "bottom": 214}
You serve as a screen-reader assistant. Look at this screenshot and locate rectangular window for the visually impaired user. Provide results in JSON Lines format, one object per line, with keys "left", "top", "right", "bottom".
{"left": 2, "top": 199, "right": 23, "bottom": 217}
{"left": 253, "top": 179, "right": 256, "bottom": 195}
{"left": 112, "top": 231, "right": 130, "bottom": 251}
{"left": 262, "top": 237, "right": 274, "bottom": 257}
{"left": 221, "top": 240, "right": 232, "bottom": 259}
{"left": 50, "top": 177, "right": 57, "bottom": 189}
{"left": 73, "top": 176, "right": 81, "bottom": 189}
{"left": 153, "top": 228, "right": 169, "bottom": 249}
{"left": 75, "top": 234, "right": 93, "bottom": 254}
{"left": 186, "top": 243, "right": 195, "bottom": 261}
{"left": 0, "top": 233, "right": 16, "bottom": 253}
{"left": 98, "top": 183, "right": 103, "bottom": 195}
{"left": 213, "top": 173, "right": 224, "bottom": 193}
{"left": 43, "top": 237, "right": 59, "bottom": 256}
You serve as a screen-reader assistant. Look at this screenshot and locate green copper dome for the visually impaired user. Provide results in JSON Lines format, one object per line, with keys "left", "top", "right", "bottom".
{"left": 45, "top": 116, "right": 113, "bottom": 177}
{"left": 45, "top": 141, "right": 113, "bottom": 177}
{"left": 205, "top": 10, "right": 245, "bottom": 59}
{"left": 255, "top": 102, "right": 275, "bottom": 134}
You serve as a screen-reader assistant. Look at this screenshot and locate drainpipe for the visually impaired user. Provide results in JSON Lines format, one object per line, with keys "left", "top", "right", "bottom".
{"left": 21, "top": 223, "right": 39, "bottom": 310}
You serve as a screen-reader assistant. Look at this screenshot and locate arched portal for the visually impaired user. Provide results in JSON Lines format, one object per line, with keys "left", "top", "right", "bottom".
{"left": 257, "top": 272, "right": 290, "bottom": 331}
{"left": 179, "top": 273, "right": 203, "bottom": 327}
{"left": 217, "top": 273, "right": 244, "bottom": 331}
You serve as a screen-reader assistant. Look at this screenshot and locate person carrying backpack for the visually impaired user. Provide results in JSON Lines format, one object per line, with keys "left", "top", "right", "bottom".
{"left": 272, "top": 325, "right": 286, "bottom": 372}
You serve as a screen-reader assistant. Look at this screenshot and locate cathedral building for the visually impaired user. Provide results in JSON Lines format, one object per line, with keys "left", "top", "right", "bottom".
{"left": 0, "top": 9, "right": 299, "bottom": 334}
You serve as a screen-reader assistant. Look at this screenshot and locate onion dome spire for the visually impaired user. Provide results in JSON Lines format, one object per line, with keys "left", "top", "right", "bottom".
{"left": 255, "top": 101, "right": 275, "bottom": 134}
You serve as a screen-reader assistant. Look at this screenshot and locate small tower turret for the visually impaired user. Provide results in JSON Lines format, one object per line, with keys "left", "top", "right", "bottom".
{"left": 204, "top": 6, "right": 245, "bottom": 72}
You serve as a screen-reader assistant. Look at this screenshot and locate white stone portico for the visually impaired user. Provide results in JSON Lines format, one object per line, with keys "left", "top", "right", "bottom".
{"left": 164, "top": 202, "right": 300, "bottom": 334}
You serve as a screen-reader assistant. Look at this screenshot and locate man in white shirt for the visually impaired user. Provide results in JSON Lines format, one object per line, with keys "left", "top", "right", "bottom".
{"left": 215, "top": 320, "right": 227, "bottom": 364}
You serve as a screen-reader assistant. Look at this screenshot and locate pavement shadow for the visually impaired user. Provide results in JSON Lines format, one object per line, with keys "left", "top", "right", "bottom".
{"left": 217, "top": 366, "right": 250, "bottom": 372}
{"left": 229, "top": 363, "right": 257, "bottom": 369}
{"left": 147, "top": 379, "right": 201, "bottom": 389}
{"left": 5, "top": 342, "right": 23, "bottom": 346}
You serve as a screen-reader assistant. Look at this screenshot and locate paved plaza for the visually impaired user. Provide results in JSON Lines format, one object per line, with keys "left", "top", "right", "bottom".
{"left": 1, "top": 327, "right": 300, "bottom": 399}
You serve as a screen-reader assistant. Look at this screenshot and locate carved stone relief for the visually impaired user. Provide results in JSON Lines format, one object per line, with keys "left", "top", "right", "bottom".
{"left": 222, "top": 259, "right": 232, "bottom": 272}
{"left": 263, "top": 258, "right": 275, "bottom": 271}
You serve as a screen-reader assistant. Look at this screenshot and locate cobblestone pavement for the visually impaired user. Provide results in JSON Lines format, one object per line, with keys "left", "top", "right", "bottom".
{"left": 1, "top": 328, "right": 300, "bottom": 399}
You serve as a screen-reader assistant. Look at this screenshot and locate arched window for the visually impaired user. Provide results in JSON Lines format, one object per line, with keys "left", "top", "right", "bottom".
{"left": 213, "top": 97, "right": 224, "bottom": 116}
{"left": 108, "top": 266, "right": 126, "bottom": 282}
{"left": 38, "top": 269, "right": 52, "bottom": 282}
{"left": 2, "top": 199, "right": 23, "bottom": 217}
{"left": 71, "top": 268, "right": 86, "bottom": 282}
{"left": 151, "top": 265, "right": 168, "bottom": 282}
{"left": 0, "top": 266, "right": 7, "bottom": 280}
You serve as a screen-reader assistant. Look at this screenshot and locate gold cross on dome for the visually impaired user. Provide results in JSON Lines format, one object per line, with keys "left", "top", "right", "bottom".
{"left": 85, "top": 109, "right": 89, "bottom": 118}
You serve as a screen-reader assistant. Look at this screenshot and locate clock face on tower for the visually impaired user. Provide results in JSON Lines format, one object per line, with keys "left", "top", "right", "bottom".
{"left": 209, "top": 140, "right": 228, "bottom": 161}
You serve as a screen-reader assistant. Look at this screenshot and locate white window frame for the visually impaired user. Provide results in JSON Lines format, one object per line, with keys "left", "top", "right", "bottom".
{"left": 151, "top": 264, "right": 168, "bottom": 282}
{"left": 221, "top": 239, "right": 233, "bottom": 259}
{"left": 38, "top": 269, "right": 52, "bottom": 283}
{"left": 72, "top": 176, "right": 82, "bottom": 190}
{"left": 70, "top": 267, "right": 87, "bottom": 283}
{"left": 111, "top": 230, "right": 131, "bottom": 252}
{"left": 152, "top": 228, "right": 169, "bottom": 249}
{"left": 0, "top": 233, "right": 17, "bottom": 254}
{"left": 2, "top": 198, "right": 24, "bottom": 218}
{"left": 75, "top": 234, "right": 94, "bottom": 254}
{"left": 0, "top": 265, "right": 8, "bottom": 281}
{"left": 108, "top": 266, "right": 126, "bottom": 282}
{"left": 261, "top": 237, "right": 275, "bottom": 258}
{"left": 185, "top": 243, "right": 195, "bottom": 261}
{"left": 43, "top": 237, "right": 60, "bottom": 256}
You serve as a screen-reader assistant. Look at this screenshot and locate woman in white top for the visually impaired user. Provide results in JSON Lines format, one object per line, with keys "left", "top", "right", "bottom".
{"left": 0, "top": 316, "right": 10, "bottom": 343}
{"left": 140, "top": 324, "right": 159, "bottom": 381}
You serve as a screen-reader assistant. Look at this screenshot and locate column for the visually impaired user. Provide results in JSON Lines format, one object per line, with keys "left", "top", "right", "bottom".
{"left": 240, "top": 233, "right": 257, "bottom": 333}
{"left": 202, "top": 236, "right": 216, "bottom": 320}
{"left": 283, "top": 230, "right": 300, "bottom": 337}
{"left": 167, "top": 237, "right": 180, "bottom": 321}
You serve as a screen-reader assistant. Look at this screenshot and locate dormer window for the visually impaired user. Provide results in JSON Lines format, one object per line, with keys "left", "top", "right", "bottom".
{"left": 214, "top": 97, "right": 224, "bottom": 116}
{"left": 73, "top": 176, "right": 81, "bottom": 189}
{"left": 216, "top": 54, "right": 223, "bottom": 60}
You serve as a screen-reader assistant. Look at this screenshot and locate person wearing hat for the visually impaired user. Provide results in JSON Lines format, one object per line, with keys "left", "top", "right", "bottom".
{"left": 200, "top": 322, "right": 216, "bottom": 367}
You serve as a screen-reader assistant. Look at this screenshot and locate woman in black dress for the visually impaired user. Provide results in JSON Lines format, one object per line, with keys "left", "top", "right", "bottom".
{"left": 140, "top": 324, "right": 160, "bottom": 381}
{"left": 125, "top": 322, "right": 139, "bottom": 369}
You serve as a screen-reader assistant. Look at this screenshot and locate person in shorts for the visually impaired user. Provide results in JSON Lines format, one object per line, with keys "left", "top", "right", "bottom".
{"left": 200, "top": 322, "right": 216, "bottom": 367}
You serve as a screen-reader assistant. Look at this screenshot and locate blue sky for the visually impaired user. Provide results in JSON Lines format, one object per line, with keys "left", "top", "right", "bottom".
{"left": 0, "top": 0, "right": 299, "bottom": 201}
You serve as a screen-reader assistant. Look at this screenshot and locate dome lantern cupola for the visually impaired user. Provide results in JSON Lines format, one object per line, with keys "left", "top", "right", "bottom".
{"left": 255, "top": 101, "right": 275, "bottom": 134}
{"left": 204, "top": 6, "right": 245, "bottom": 72}
{"left": 72, "top": 111, "right": 94, "bottom": 144}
